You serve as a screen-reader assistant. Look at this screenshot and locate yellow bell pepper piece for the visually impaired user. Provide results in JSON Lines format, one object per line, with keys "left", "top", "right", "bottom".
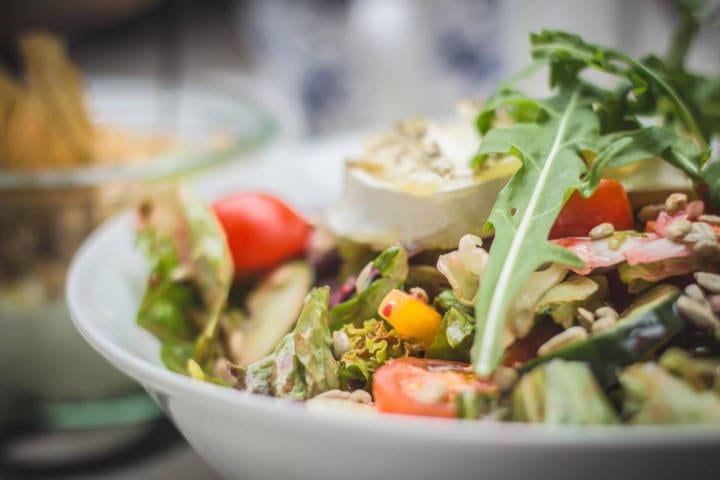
{"left": 378, "top": 289, "right": 442, "bottom": 349}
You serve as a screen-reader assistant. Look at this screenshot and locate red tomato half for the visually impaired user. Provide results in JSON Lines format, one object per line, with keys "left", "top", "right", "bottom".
{"left": 549, "top": 179, "right": 633, "bottom": 239}
{"left": 372, "top": 358, "right": 496, "bottom": 418}
{"left": 212, "top": 192, "right": 311, "bottom": 274}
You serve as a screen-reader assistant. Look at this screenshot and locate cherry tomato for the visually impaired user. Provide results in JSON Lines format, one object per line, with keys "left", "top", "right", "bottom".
{"left": 212, "top": 192, "right": 311, "bottom": 273}
{"left": 549, "top": 179, "right": 633, "bottom": 239}
{"left": 372, "top": 358, "right": 496, "bottom": 418}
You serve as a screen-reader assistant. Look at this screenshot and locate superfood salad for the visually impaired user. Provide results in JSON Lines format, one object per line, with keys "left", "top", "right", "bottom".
{"left": 135, "top": 24, "right": 720, "bottom": 424}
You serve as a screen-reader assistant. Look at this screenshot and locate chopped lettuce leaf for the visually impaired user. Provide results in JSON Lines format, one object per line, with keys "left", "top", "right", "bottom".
{"left": 659, "top": 348, "right": 720, "bottom": 393}
{"left": 338, "top": 319, "right": 419, "bottom": 389}
{"left": 505, "top": 264, "right": 568, "bottom": 341}
{"left": 233, "top": 287, "right": 340, "bottom": 399}
{"left": 436, "top": 235, "right": 489, "bottom": 305}
{"left": 620, "top": 362, "right": 720, "bottom": 424}
{"left": 160, "top": 341, "right": 195, "bottom": 374}
{"left": 512, "top": 360, "right": 619, "bottom": 424}
{"left": 136, "top": 189, "right": 234, "bottom": 371}
{"left": 233, "top": 356, "right": 274, "bottom": 396}
{"left": 536, "top": 275, "right": 604, "bottom": 328}
{"left": 329, "top": 246, "right": 408, "bottom": 330}
{"left": 427, "top": 308, "right": 474, "bottom": 362}
{"left": 433, "top": 289, "right": 473, "bottom": 316}
{"left": 294, "top": 287, "right": 340, "bottom": 395}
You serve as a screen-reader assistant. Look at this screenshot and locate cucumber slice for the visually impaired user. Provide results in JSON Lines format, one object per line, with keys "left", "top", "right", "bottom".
{"left": 520, "top": 285, "right": 685, "bottom": 387}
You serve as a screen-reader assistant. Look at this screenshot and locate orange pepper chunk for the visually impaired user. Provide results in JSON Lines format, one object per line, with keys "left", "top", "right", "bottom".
{"left": 378, "top": 289, "right": 442, "bottom": 349}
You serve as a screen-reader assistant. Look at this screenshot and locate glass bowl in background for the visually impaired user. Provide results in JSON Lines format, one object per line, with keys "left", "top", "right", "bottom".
{"left": 0, "top": 78, "right": 274, "bottom": 426}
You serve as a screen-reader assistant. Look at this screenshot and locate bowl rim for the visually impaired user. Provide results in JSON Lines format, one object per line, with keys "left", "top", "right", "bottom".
{"left": 0, "top": 78, "right": 276, "bottom": 191}
{"left": 66, "top": 150, "right": 720, "bottom": 450}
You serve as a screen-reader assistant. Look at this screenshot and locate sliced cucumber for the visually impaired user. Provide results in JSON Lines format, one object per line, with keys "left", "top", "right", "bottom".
{"left": 235, "top": 261, "right": 313, "bottom": 365}
{"left": 520, "top": 285, "right": 685, "bottom": 387}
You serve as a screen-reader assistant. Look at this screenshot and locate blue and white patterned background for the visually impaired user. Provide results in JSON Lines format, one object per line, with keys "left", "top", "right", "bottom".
{"left": 244, "top": 0, "right": 502, "bottom": 134}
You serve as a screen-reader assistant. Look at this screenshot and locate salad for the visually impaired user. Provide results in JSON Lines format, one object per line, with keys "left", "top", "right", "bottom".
{"left": 135, "top": 18, "right": 720, "bottom": 424}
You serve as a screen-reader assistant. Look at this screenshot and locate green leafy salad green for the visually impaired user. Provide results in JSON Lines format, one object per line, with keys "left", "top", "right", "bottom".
{"left": 135, "top": 5, "right": 720, "bottom": 424}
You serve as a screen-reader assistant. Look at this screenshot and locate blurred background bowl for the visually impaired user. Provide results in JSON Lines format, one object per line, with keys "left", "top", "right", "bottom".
{"left": 0, "top": 78, "right": 273, "bottom": 403}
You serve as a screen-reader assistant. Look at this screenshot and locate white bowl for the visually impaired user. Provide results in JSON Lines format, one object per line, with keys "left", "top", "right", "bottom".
{"left": 67, "top": 135, "right": 720, "bottom": 480}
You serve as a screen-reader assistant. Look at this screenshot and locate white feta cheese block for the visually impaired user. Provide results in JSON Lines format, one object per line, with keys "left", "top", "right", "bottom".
{"left": 326, "top": 113, "right": 516, "bottom": 250}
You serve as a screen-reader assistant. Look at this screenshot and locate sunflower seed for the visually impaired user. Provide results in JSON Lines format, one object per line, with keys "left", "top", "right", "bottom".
{"left": 589, "top": 222, "right": 615, "bottom": 240}
{"left": 576, "top": 307, "right": 595, "bottom": 330}
{"left": 709, "top": 295, "right": 720, "bottom": 313}
{"left": 594, "top": 306, "right": 619, "bottom": 321}
{"left": 699, "top": 214, "right": 720, "bottom": 225}
{"left": 332, "top": 331, "right": 351, "bottom": 358}
{"left": 685, "top": 222, "right": 716, "bottom": 243}
{"left": 695, "top": 272, "right": 720, "bottom": 294}
{"left": 537, "top": 326, "right": 588, "bottom": 356}
{"left": 348, "top": 389, "right": 373, "bottom": 404}
{"left": 637, "top": 204, "right": 665, "bottom": 222}
{"left": 314, "top": 389, "right": 352, "bottom": 401}
{"left": 685, "top": 283, "right": 707, "bottom": 302}
{"left": 665, "top": 193, "right": 688, "bottom": 212}
{"left": 667, "top": 220, "right": 692, "bottom": 240}
{"left": 693, "top": 239, "right": 720, "bottom": 256}
{"left": 676, "top": 295, "right": 720, "bottom": 331}
{"left": 592, "top": 316, "right": 618, "bottom": 333}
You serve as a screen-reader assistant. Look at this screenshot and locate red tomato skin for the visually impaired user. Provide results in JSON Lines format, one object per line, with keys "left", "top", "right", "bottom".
{"left": 372, "top": 358, "right": 494, "bottom": 418}
{"left": 212, "top": 192, "right": 311, "bottom": 273}
{"left": 549, "top": 179, "right": 633, "bottom": 239}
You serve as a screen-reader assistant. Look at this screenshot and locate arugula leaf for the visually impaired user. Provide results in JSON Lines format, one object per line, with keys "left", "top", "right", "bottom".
{"left": 530, "top": 30, "right": 709, "bottom": 151}
{"left": 470, "top": 87, "right": 591, "bottom": 376}
{"left": 328, "top": 245, "right": 408, "bottom": 330}
{"left": 471, "top": 30, "right": 712, "bottom": 376}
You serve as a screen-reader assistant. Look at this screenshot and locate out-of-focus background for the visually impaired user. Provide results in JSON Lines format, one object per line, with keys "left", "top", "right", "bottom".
{"left": 3, "top": 0, "right": 718, "bottom": 138}
{"left": 0, "top": 1, "right": 718, "bottom": 479}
